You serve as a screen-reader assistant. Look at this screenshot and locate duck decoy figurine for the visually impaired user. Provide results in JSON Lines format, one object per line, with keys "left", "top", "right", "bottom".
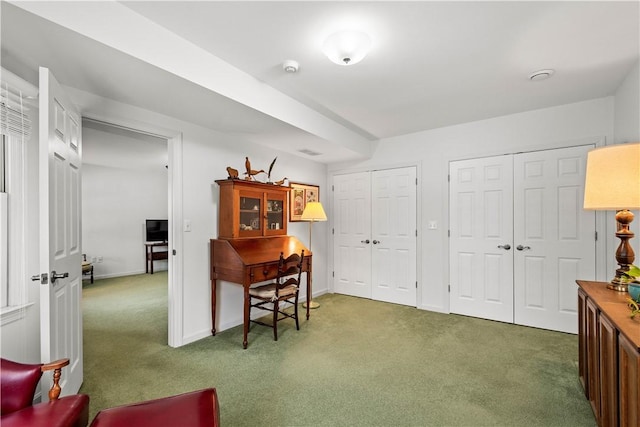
{"left": 274, "top": 177, "right": 288, "bottom": 186}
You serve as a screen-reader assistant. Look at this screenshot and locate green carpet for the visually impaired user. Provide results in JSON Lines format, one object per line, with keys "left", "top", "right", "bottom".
{"left": 80, "top": 273, "right": 596, "bottom": 426}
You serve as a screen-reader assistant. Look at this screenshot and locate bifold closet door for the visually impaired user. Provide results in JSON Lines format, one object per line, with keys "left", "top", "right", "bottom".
{"left": 513, "top": 145, "right": 595, "bottom": 334}
{"left": 333, "top": 167, "right": 417, "bottom": 307}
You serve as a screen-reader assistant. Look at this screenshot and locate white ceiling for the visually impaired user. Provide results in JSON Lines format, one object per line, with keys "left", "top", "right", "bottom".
{"left": 2, "top": 1, "right": 639, "bottom": 164}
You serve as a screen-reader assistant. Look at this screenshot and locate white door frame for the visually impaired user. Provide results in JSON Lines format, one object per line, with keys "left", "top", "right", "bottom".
{"left": 81, "top": 114, "right": 184, "bottom": 348}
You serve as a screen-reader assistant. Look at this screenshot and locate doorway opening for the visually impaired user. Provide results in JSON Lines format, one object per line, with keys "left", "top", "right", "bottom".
{"left": 81, "top": 118, "right": 170, "bottom": 341}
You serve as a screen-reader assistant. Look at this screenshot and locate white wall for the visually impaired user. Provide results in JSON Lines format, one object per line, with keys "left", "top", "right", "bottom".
{"left": 67, "top": 87, "right": 329, "bottom": 346}
{"left": 330, "top": 97, "right": 616, "bottom": 313}
{"left": 82, "top": 126, "right": 168, "bottom": 278}
{"left": 614, "top": 60, "right": 640, "bottom": 145}
{"left": 612, "top": 59, "right": 640, "bottom": 277}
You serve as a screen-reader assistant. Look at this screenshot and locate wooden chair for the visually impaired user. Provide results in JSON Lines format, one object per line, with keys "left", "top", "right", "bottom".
{"left": 249, "top": 250, "right": 304, "bottom": 341}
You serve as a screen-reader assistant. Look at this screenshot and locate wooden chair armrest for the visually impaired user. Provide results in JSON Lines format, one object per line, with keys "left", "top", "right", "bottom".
{"left": 40, "top": 358, "right": 70, "bottom": 400}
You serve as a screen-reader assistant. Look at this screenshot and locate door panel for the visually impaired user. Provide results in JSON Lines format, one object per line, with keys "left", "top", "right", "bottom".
{"left": 39, "top": 67, "right": 83, "bottom": 395}
{"left": 513, "top": 145, "right": 595, "bottom": 333}
{"left": 371, "top": 167, "right": 417, "bottom": 306}
{"left": 449, "top": 156, "right": 514, "bottom": 323}
{"left": 333, "top": 172, "right": 371, "bottom": 298}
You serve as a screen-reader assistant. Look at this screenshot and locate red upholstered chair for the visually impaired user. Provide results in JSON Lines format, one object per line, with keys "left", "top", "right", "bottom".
{"left": 90, "top": 388, "right": 220, "bottom": 427}
{"left": 0, "top": 357, "right": 90, "bottom": 427}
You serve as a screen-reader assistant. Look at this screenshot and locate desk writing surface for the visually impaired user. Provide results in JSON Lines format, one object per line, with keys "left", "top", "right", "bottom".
{"left": 210, "top": 236, "right": 310, "bottom": 285}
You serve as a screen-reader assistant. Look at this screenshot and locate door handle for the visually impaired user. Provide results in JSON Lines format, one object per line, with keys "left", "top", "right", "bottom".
{"left": 50, "top": 270, "right": 69, "bottom": 284}
{"left": 516, "top": 245, "right": 531, "bottom": 251}
{"left": 497, "top": 244, "right": 511, "bottom": 250}
{"left": 372, "top": 240, "right": 381, "bottom": 244}
{"left": 360, "top": 239, "right": 370, "bottom": 244}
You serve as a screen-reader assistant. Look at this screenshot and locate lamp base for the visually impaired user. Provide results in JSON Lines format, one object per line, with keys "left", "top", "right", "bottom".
{"left": 606, "top": 282, "right": 629, "bottom": 292}
{"left": 302, "top": 301, "right": 320, "bottom": 309}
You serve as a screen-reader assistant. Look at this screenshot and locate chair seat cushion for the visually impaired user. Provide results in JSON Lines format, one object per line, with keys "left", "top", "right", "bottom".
{"left": 1, "top": 394, "right": 90, "bottom": 427}
{"left": 90, "top": 388, "right": 219, "bottom": 427}
{"left": 249, "top": 283, "right": 297, "bottom": 300}
{"left": 81, "top": 262, "right": 92, "bottom": 272}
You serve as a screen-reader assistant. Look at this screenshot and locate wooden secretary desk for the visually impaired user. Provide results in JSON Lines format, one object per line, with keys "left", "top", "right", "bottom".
{"left": 210, "top": 179, "right": 312, "bottom": 349}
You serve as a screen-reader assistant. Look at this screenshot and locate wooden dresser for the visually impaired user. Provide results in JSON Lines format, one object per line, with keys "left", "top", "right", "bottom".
{"left": 577, "top": 280, "right": 640, "bottom": 427}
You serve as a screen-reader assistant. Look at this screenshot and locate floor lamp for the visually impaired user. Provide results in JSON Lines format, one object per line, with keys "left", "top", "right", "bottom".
{"left": 301, "top": 201, "right": 327, "bottom": 308}
{"left": 583, "top": 143, "right": 640, "bottom": 291}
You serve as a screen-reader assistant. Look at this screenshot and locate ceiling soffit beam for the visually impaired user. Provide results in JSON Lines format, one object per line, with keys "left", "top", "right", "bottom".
{"left": 12, "top": 1, "right": 372, "bottom": 159}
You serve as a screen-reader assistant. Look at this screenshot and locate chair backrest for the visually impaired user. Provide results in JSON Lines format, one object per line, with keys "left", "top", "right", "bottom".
{"left": 0, "top": 358, "right": 43, "bottom": 415}
{"left": 275, "top": 250, "right": 304, "bottom": 292}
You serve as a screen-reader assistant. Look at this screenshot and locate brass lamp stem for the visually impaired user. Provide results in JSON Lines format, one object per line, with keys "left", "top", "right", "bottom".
{"left": 609, "top": 209, "right": 635, "bottom": 291}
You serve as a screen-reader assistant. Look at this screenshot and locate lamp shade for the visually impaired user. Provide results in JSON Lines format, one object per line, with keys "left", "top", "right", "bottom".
{"left": 583, "top": 143, "right": 640, "bottom": 210}
{"left": 301, "top": 202, "right": 327, "bottom": 221}
{"left": 322, "top": 30, "right": 372, "bottom": 66}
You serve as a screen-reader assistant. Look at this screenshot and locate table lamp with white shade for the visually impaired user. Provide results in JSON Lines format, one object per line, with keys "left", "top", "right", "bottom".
{"left": 301, "top": 201, "right": 327, "bottom": 308}
{"left": 583, "top": 143, "right": 640, "bottom": 291}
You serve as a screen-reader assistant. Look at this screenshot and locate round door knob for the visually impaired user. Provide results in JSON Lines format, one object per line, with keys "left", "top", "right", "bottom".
{"left": 516, "top": 245, "right": 531, "bottom": 251}
{"left": 372, "top": 240, "right": 380, "bottom": 244}
{"left": 497, "top": 244, "right": 511, "bottom": 250}
{"left": 360, "top": 239, "right": 370, "bottom": 244}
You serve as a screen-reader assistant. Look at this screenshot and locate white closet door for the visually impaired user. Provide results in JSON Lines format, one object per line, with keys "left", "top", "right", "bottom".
{"left": 513, "top": 145, "right": 596, "bottom": 333}
{"left": 449, "top": 155, "right": 514, "bottom": 323}
{"left": 371, "top": 167, "right": 417, "bottom": 306}
{"left": 333, "top": 172, "right": 372, "bottom": 298}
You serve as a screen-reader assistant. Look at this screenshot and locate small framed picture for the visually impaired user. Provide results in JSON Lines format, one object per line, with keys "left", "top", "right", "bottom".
{"left": 289, "top": 182, "right": 320, "bottom": 222}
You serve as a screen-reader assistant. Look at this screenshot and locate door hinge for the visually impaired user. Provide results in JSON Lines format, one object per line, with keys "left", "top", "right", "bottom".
{"left": 448, "top": 230, "right": 450, "bottom": 237}
{"left": 332, "top": 185, "right": 334, "bottom": 192}
{"left": 595, "top": 231, "right": 598, "bottom": 241}
{"left": 415, "top": 229, "right": 418, "bottom": 237}
{"left": 415, "top": 177, "right": 418, "bottom": 185}
{"left": 332, "top": 271, "right": 334, "bottom": 278}
{"left": 416, "top": 281, "right": 418, "bottom": 288}
{"left": 448, "top": 174, "right": 450, "bottom": 182}
{"left": 448, "top": 285, "right": 451, "bottom": 293}
{"left": 332, "top": 228, "right": 334, "bottom": 235}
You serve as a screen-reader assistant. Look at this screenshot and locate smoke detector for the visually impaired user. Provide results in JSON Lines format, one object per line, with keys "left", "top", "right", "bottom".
{"left": 529, "top": 69, "right": 554, "bottom": 81}
{"left": 283, "top": 60, "right": 299, "bottom": 73}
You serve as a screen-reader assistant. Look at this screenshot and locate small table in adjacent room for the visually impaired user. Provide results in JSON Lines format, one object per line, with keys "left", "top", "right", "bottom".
{"left": 145, "top": 241, "right": 168, "bottom": 274}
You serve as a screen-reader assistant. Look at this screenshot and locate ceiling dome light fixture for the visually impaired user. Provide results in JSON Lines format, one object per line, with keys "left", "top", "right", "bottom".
{"left": 322, "top": 30, "right": 372, "bottom": 66}
{"left": 529, "top": 69, "right": 555, "bottom": 81}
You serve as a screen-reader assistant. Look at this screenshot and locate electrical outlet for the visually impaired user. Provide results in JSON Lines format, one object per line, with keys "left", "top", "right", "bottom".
{"left": 91, "top": 257, "right": 97, "bottom": 263}
{"left": 184, "top": 219, "right": 192, "bottom": 232}
{"left": 428, "top": 221, "right": 438, "bottom": 230}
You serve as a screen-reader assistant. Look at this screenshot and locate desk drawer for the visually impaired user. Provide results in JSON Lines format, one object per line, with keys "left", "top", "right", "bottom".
{"left": 249, "top": 264, "right": 279, "bottom": 282}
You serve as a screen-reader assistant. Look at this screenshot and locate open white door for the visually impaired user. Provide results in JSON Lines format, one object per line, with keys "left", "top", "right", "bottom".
{"left": 38, "top": 67, "right": 83, "bottom": 395}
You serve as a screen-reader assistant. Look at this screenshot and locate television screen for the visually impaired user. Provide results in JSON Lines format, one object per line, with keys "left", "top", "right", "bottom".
{"left": 146, "top": 219, "right": 168, "bottom": 242}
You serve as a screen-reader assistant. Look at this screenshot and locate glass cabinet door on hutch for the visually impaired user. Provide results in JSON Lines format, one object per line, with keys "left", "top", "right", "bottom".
{"left": 216, "top": 179, "right": 289, "bottom": 239}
